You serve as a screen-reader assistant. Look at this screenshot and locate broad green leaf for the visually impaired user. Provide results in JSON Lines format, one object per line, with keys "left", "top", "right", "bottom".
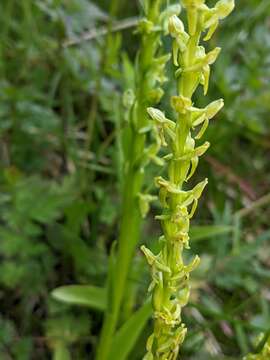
{"left": 190, "top": 225, "right": 232, "bottom": 242}
{"left": 110, "top": 301, "right": 152, "bottom": 360}
{"left": 52, "top": 285, "right": 106, "bottom": 312}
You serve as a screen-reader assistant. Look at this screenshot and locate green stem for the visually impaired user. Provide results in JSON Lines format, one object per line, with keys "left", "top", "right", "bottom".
{"left": 96, "top": 135, "right": 143, "bottom": 360}
{"left": 142, "top": 2, "right": 234, "bottom": 358}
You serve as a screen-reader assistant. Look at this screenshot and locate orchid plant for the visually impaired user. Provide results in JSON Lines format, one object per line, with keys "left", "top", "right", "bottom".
{"left": 141, "top": 1, "right": 235, "bottom": 359}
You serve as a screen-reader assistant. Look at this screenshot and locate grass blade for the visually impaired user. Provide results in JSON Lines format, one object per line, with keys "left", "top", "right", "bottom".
{"left": 52, "top": 285, "right": 106, "bottom": 312}
{"left": 110, "top": 301, "right": 152, "bottom": 360}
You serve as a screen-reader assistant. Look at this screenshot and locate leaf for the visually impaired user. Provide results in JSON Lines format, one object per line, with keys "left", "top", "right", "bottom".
{"left": 190, "top": 225, "right": 232, "bottom": 241}
{"left": 51, "top": 285, "right": 106, "bottom": 312}
{"left": 110, "top": 301, "right": 152, "bottom": 360}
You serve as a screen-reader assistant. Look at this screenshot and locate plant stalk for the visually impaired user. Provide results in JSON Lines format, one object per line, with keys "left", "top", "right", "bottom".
{"left": 96, "top": 1, "right": 171, "bottom": 358}
{"left": 142, "top": 1, "right": 235, "bottom": 358}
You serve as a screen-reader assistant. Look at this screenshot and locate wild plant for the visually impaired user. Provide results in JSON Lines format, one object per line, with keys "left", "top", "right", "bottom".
{"left": 141, "top": 1, "right": 234, "bottom": 358}
{"left": 51, "top": 1, "right": 178, "bottom": 358}
{"left": 96, "top": 1, "right": 180, "bottom": 359}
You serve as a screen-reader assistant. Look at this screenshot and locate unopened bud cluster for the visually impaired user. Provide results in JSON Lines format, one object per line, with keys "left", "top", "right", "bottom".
{"left": 141, "top": 1, "right": 234, "bottom": 359}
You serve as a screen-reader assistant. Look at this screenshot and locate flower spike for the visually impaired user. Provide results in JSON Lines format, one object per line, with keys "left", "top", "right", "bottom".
{"left": 142, "top": 1, "right": 234, "bottom": 359}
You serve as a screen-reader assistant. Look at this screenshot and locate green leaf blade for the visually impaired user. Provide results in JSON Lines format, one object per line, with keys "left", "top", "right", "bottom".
{"left": 190, "top": 225, "right": 232, "bottom": 242}
{"left": 110, "top": 301, "right": 152, "bottom": 360}
{"left": 51, "top": 285, "right": 106, "bottom": 312}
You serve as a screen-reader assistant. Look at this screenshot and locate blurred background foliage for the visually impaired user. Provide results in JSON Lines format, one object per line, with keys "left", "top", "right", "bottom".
{"left": 0, "top": 0, "right": 269, "bottom": 359}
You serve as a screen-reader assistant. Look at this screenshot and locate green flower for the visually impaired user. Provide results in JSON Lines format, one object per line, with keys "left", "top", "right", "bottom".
{"left": 142, "top": 1, "right": 233, "bottom": 359}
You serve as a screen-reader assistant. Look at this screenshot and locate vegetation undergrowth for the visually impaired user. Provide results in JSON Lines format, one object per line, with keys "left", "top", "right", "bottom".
{"left": 0, "top": 0, "right": 269, "bottom": 359}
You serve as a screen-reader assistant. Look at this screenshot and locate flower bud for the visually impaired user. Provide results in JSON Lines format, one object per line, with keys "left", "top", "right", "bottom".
{"left": 202, "top": 0, "right": 235, "bottom": 40}
{"left": 192, "top": 178, "right": 208, "bottom": 199}
{"left": 177, "top": 286, "right": 190, "bottom": 307}
{"left": 147, "top": 107, "right": 166, "bottom": 123}
{"left": 182, "top": 47, "right": 220, "bottom": 73}
{"left": 204, "top": 47, "right": 221, "bottom": 65}
{"left": 162, "top": 5, "right": 182, "bottom": 35}
{"left": 168, "top": 15, "right": 185, "bottom": 37}
{"left": 215, "top": 0, "right": 235, "bottom": 19}
{"left": 161, "top": 4, "right": 182, "bottom": 22}
{"left": 205, "top": 99, "right": 224, "bottom": 119}
{"left": 141, "top": 246, "right": 156, "bottom": 266}
{"left": 194, "top": 141, "right": 210, "bottom": 157}
{"left": 185, "top": 255, "right": 200, "bottom": 272}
